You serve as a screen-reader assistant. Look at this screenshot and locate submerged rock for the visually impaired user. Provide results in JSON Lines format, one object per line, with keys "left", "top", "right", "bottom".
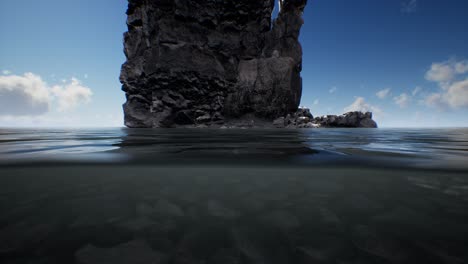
{"left": 75, "top": 240, "right": 165, "bottom": 264}
{"left": 231, "top": 227, "right": 268, "bottom": 264}
{"left": 261, "top": 210, "right": 300, "bottom": 230}
{"left": 0, "top": 220, "right": 60, "bottom": 254}
{"left": 351, "top": 225, "right": 409, "bottom": 263}
{"left": 296, "top": 246, "right": 332, "bottom": 263}
{"left": 209, "top": 248, "right": 242, "bottom": 264}
{"left": 137, "top": 200, "right": 185, "bottom": 219}
{"left": 153, "top": 199, "right": 185, "bottom": 218}
{"left": 318, "top": 206, "right": 342, "bottom": 231}
{"left": 121, "top": 0, "right": 307, "bottom": 128}
{"left": 206, "top": 200, "right": 240, "bottom": 220}
{"left": 117, "top": 217, "right": 154, "bottom": 232}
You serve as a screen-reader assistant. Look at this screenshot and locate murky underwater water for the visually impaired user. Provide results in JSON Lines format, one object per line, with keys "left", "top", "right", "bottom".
{"left": 0, "top": 128, "right": 467, "bottom": 264}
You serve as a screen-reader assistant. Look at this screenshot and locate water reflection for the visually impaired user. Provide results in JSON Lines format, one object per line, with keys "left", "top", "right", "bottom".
{"left": 0, "top": 128, "right": 467, "bottom": 169}
{"left": 115, "top": 128, "right": 468, "bottom": 169}
{"left": 0, "top": 128, "right": 124, "bottom": 161}
{"left": 115, "top": 128, "right": 320, "bottom": 166}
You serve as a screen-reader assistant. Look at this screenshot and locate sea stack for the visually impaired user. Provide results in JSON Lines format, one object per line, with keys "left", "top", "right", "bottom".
{"left": 120, "top": 0, "right": 307, "bottom": 128}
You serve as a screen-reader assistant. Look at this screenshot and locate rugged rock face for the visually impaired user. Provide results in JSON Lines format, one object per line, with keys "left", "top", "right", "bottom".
{"left": 121, "top": 0, "right": 307, "bottom": 128}
{"left": 272, "top": 109, "right": 378, "bottom": 128}
{"left": 313, "top": 112, "right": 378, "bottom": 128}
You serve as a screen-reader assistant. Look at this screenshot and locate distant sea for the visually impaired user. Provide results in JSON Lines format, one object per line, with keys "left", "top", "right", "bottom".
{"left": 0, "top": 128, "right": 467, "bottom": 264}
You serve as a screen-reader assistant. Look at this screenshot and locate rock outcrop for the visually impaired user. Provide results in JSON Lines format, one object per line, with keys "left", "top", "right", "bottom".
{"left": 120, "top": 0, "right": 378, "bottom": 128}
{"left": 312, "top": 112, "right": 378, "bottom": 128}
{"left": 121, "top": 0, "right": 307, "bottom": 128}
{"left": 273, "top": 109, "right": 378, "bottom": 128}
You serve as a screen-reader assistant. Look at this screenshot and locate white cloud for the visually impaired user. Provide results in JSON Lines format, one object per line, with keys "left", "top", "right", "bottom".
{"left": 313, "top": 99, "right": 319, "bottom": 105}
{"left": 376, "top": 88, "right": 391, "bottom": 99}
{"left": 344, "top": 97, "right": 382, "bottom": 115}
{"left": 412, "top": 86, "right": 422, "bottom": 96}
{"left": 444, "top": 79, "right": 468, "bottom": 108}
{"left": 424, "top": 93, "right": 445, "bottom": 109}
{"left": 426, "top": 62, "right": 454, "bottom": 85}
{"left": 0, "top": 73, "right": 93, "bottom": 116}
{"left": 424, "top": 59, "right": 468, "bottom": 109}
{"left": 0, "top": 112, "right": 123, "bottom": 127}
{"left": 2, "top": 70, "right": 11, "bottom": 75}
{"left": 455, "top": 61, "right": 468, "bottom": 74}
{"left": 394, "top": 93, "right": 411, "bottom": 108}
{"left": 401, "top": 0, "right": 417, "bottom": 13}
{"left": 425, "top": 79, "right": 468, "bottom": 109}
{"left": 0, "top": 73, "right": 51, "bottom": 116}
{"left": 329, "top": 87, "right": 337, "bottom": 94}
{"left": 51, "top": 78, "right": 93, "bottom": 112}
{"left": 425, "top": 59, "right": 468, "bottom": 87}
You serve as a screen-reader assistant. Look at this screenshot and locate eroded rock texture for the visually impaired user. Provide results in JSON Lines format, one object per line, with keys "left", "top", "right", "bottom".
{"left": 272, "top": 109, "right": 378, "bottom": 129}
{"left": 121, "top": 0, "right": 307, "bottom": 127}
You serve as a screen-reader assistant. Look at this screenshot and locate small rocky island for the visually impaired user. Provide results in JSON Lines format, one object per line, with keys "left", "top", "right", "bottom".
{"left": 120, "top": 0, "right": 377, "bottom": 128}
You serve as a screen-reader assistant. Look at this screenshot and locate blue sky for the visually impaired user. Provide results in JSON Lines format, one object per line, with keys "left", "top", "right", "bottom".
{"left": 1, "top": 0, "right": 467, "bottom": 127}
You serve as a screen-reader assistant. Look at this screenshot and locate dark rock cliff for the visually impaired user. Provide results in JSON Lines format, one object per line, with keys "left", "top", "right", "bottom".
{"left": 121, "top": 0, "right": 307, "bottom": 128}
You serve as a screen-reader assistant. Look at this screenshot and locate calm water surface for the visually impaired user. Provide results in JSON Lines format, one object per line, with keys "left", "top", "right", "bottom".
{"left": 0, "top": 128, "right": 467, "bottom": 264}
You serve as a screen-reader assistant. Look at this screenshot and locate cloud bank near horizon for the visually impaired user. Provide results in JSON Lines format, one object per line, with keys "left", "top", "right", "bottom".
{"left": 0, "top": 72, "right": 93, "bottom": 117}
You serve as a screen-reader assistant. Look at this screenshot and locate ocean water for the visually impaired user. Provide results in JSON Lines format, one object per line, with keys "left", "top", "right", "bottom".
{"left": 0, "top": 128, "right": 467, "bottom": 264}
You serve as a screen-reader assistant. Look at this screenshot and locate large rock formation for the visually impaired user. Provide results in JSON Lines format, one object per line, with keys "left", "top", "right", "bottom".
{"left": 121, "top": 0, "right": 307, "bottom": 128}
